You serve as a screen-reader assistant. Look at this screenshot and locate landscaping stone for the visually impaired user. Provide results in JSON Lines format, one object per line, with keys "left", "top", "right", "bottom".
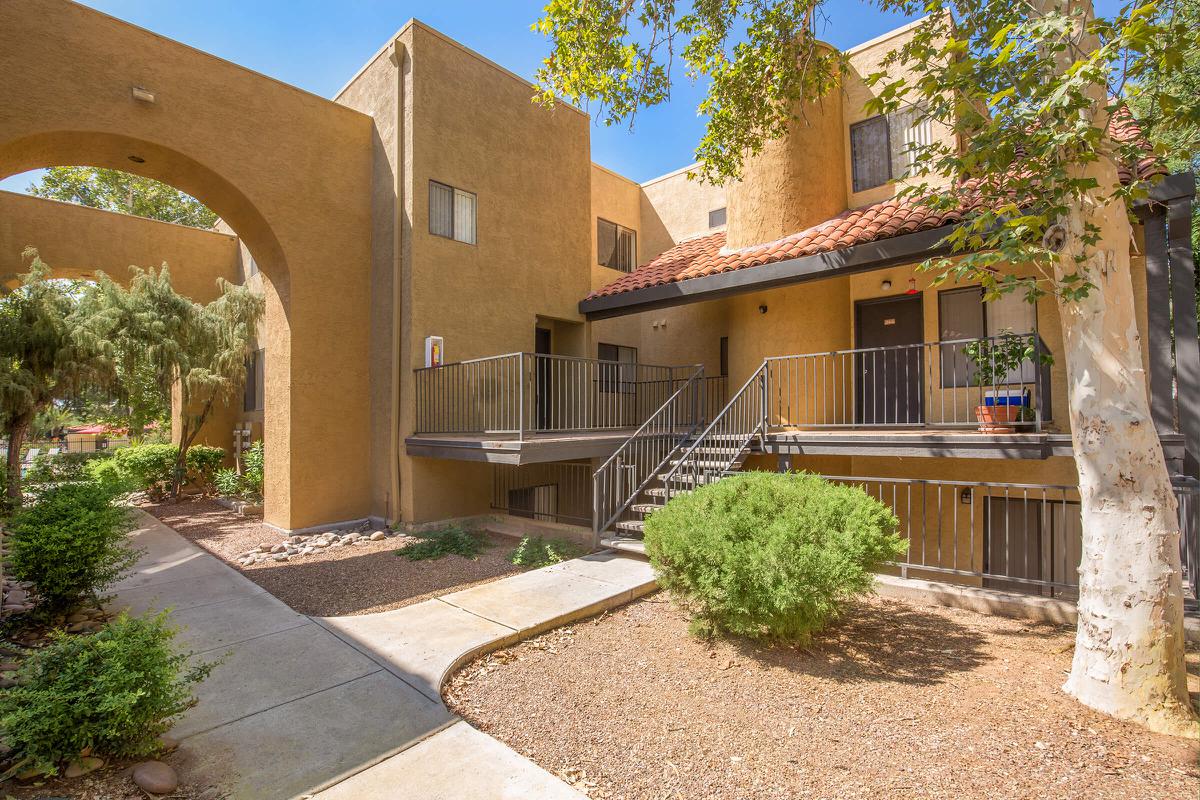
{"left": 66, "top": 612, "right": 88, "bottom": 623}
{"left": 64, "top": 756, "right": 105, "bottom": 778}
{"left": 132, "top": 760, "right": 179, "bottom": 794}
{"left": 270, "top": 543, "right": 287, "bottom": 554}
{"left": 369, "top": 531, "right": 387, "bottom": 541}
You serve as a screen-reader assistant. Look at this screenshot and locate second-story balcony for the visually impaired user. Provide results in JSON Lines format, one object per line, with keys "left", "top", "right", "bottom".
{"left": 408, "top": 352, "right": 726, "bottom": 463}
{"left": 762, "top": 332, "right": 1053, "bottom": 432}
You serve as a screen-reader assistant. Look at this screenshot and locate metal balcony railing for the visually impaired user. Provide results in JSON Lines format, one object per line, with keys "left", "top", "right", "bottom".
{"left": 413, "top": 352, "right": 697, "bottom": 436}
{"left": 826, "top": 474, "right": 1199, "bottom": 604}
{"left": 762, "top": 332, "right": 1053, "bottom": 431}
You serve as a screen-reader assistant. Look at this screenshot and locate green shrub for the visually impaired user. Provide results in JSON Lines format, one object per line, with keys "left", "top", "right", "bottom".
{"left": 509, "top": 535, "right": 584, "bottom": 568}
{"left": 397, "top": 525, "right": 488, "bottom": 561}
{"left": 185, "top": 445, "right": 224, "bottom": 486}
{"left": 213, "top": 467, "right": 242, "bottom": 497}
{"left": 110, "top": 443, "right": 225, "bottom": 496}
{"left": 113, "top": 443, "right": 176, "bottom": 493}
{"left": 84, "top": 456, "right": 136, "bottom": 497}
{"left": 644, "top": 471, "right": 906, "bottom": 642}
{"left": 241, "top": 440, "right": 264, "bottom": 500}
{"left": 0, "top": 613, "right": 216, "bottom": 775}
{"left": 7, "top": 482, "right": 138, "bottom": 612}
{"left": 25, "top": 452, "right": 112, "bottom": 490}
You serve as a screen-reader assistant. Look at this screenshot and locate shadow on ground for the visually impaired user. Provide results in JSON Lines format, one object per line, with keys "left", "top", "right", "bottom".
{"left": 727, "top": 597, "right": 1012, "bottom": 686}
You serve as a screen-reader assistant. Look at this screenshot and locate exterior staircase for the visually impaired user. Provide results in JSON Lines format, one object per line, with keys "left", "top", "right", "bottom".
{"left": 594, "top": 363, "right": 770, "bottom": 554}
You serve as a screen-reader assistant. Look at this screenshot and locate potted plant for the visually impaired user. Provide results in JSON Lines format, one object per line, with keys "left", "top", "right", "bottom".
{"left": 962, "top": 332, "right": 1037, "bottom": 433}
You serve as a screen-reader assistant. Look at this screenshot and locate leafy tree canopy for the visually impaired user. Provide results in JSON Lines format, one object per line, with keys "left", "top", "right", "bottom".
{"left": 29, "top": 167, "right": 218, "bottom": 229}
{"left": 74, "top": 266, "right": 263, "bottom": 496}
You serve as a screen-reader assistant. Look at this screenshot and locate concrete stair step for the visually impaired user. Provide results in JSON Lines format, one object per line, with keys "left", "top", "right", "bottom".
{"left": 599, "top": 537, "right": 646, "bottom": 555}
{"left": 630, "top": 503, "right": 661, "bottom": 516}
{"left": 667, "top": 459, "right": 729, "bottom": 470}
{"left": 614, "top": 519, "right": 645, "bottom": 534}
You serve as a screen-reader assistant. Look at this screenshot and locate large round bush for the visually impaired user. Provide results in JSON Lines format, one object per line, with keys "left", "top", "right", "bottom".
{"left": 644, "top": 471, "right": 905, "bottom": 641}
{"left": 7, "top": 481, "right": 137, "bottom": 612}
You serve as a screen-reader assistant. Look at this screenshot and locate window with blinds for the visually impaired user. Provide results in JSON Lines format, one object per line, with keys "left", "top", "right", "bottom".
{"left": 851, "top": 106, "right": 933, "bottom": 191}
{"left": 939, "top": 286, "right": 1037, "bottom": 387}
{"left": 429, "top": 180, "right": 476, "bottom": 244}
{"left": 890, "top": 104, "right": 934, "bottom": 178}
{"left": 597, "top": 218, "right": 637, "bottom": 272}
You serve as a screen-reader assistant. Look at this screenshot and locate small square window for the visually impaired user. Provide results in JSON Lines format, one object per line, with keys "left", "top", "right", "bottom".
{"left": 597, "top": 218, "right": 636, "bottom": 272}
{"left": 708, "top": 207, "right": 727, "bottom": 228}
{"left": 429, "top": 180, "right": 476, "bottom": 244}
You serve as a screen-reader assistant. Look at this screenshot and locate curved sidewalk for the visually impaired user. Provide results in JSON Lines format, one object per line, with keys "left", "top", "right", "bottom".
{"left": 111, "top": 509, "right": 656, "bottom": 800}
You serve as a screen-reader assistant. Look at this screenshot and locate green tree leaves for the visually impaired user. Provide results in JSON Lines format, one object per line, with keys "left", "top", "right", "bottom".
{"left": 534, "top": 0, "right": 839, "bottom": 184}
{"left": 29, "top": 166, "right": 217, "bottom": 229}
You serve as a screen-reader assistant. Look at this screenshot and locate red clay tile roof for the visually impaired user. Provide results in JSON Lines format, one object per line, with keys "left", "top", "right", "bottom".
{"left": 588, "top": 113, "right": 1163, "bottom": 302}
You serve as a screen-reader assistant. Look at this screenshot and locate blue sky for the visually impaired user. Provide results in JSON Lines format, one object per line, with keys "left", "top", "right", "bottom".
{"left": 0, "top": 0, "right": 918, "bottom": 194}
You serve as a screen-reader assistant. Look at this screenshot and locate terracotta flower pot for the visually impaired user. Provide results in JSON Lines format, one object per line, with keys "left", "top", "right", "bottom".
{"left": 975, "top": 404, "right": 1021, "bottom": 434}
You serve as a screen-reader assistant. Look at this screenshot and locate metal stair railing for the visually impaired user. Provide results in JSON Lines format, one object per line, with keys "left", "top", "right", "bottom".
{"left": 662, "top": 361, "right": 770, "bottom": 502}
{"left": 592, "top": 365, "right": 706, "bottom": 543}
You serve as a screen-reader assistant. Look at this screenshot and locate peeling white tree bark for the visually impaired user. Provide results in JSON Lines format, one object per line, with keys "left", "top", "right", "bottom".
{"left": 1036, "top": 0, "right": 1197, "bottom": 740}
{"left": 1056, "top": 168, "right": 1197, "bottom": 737}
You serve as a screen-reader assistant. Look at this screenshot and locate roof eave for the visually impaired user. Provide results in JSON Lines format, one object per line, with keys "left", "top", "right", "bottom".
{"left": 579, "top": 223, "right": 958, "bottom": 320}
{"left": 580, "top": 171, "right": 1196, "bottom": 321}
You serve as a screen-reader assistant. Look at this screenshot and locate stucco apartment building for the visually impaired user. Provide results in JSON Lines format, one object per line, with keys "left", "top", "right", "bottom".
{"left": 2, "top": 3, "right": 1197, "bottom": 601}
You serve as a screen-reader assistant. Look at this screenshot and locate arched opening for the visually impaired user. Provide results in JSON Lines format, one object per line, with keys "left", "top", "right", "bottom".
{"left": 0, "top": 141, "right": 289, "bottom": 525}
{"left": 1, "top": 0, "right": 377, "bottom": 531}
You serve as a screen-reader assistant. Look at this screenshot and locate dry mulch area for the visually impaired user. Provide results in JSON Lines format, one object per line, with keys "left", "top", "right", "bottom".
{"left": 446, "top": 595, "right": 1200, "bottom": 800}
{"left": 1, "top": 754, "right": 224, "bottom": 800}
{"left": 142, "top": 498, "right": 523, "bottom": 616}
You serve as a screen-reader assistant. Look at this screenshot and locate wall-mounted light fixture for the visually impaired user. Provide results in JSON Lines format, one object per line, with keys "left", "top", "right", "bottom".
{"left": 131, "top": 86, "right": 157, "bottom": 104}
{"left": 881, "top": 279, "right": 893, "bottom": 291}
{"left": 960, "top": 488, "right": 973, "bottom": 505}
{"left": 758, "top": 304, "right": 768, "bottom": 314}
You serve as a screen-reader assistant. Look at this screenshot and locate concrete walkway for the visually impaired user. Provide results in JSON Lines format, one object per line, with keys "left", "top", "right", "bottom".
{"left": 111, "top": 510, "right": 656, "bottom": 799}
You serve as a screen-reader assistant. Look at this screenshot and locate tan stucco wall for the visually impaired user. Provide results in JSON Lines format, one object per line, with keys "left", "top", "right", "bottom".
{"left": 396, "top": 23, "right": 593, "bottom": 523}
{"left": 0, "top": 190, "right": 238, "bottom": 301}
{"left": 639, "top": 165, "right": 728, "bottom": 262}
{"left": 335, "top": 43, "right": 402, "bottom": 521}
{"left": 842, "top": 19, "right": 956, "bottom": 209}
{"left": 725, "top": 94, "right": 847, "bottom": 249}
{"left": 1, "top": 0, "right": 376, "bottom": 530}
{"left": 590, "top": 164, "right": 731, "bottom": 375}
{"left": 590, "top": 163, "right": 643, "bottom": 294}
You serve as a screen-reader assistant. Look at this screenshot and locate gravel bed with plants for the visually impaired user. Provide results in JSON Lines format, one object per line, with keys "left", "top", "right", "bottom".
{"left": 143, "top": 499, "right": 584, "bottom": 617}
{"left": 445, "top": 594, "right": 1200, "bottom": 800}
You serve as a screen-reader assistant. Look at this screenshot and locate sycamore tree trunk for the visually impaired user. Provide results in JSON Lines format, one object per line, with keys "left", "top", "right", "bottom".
{"left": 1056, "top": 160, "right": 1196, "bottom": 737}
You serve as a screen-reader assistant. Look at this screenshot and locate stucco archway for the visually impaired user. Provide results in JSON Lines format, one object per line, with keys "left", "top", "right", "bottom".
{"left": 1, "top": 0, "right": 377, "bottom": 531}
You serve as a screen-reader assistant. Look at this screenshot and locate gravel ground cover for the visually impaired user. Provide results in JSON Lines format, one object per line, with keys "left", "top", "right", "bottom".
{"left": 143, "top": 499, "right": 523, "bottom": 616}
{"left": 446, "top": 594, "right": 1200, "bottom": 800}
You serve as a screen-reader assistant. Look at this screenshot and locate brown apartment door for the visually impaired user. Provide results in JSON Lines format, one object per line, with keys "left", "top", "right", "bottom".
{"left": 855, "top": 295, "right": 924, "bottom": 425}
